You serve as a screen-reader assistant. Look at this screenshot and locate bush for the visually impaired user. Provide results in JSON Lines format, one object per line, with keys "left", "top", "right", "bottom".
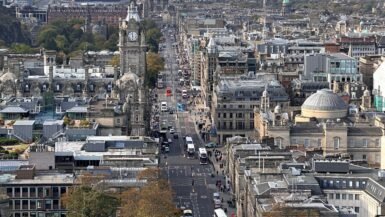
{"left": 0, "top": 138, "right": 19, "bottom": 146}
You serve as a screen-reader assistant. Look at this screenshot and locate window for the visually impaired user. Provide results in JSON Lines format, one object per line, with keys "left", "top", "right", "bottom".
{"left": 355, "top": 207, "right": 360, "bottom": 213}
{"left": 355, "top": 194, "right": 360, "bottom": 200}
{"left": 223, "top": 113, "right": 227, "bottom": 118}
{"left": 334, "top": 137, "right": 340, "bottom": 149}
{"left": 116, "top": 118, "right": 120, "bottom": 124}
{"left": 304, "top": 139, "right": 310, "bottom": 147}
{"left": 250, "top": 121, "right": 254, "bottom": 129}
{"left": 363, "top": 154, "right": 367, "bottom": 160}
{"left": 238, "top": 105, "right": 243, "bottom": 108}
{"left": 217, "top": 113, "right": 221, "bottom": 118}
{"left": 236, "top": 113, "right": 243, "bottom": 118}
{"left": 336, "top": 193, "right": 340, "bottom": 199}
{"left": 275, "top": 137, "right": 283, "bottom": 149}
{"left": 329, "top": 194, "right": 334, "bottom": 199}
{"left": 250, "top": 113, "right": 254, "bottom": 118}
{"left": 363, "top": 139, "right": 368, "bottom": 147}
{"left": 229, "top": 113, "right": 233, "bottom": 118}
{"left": 349, "top": 181, "right": 353, "bottom": 188}
{"left": 349, "top": 194, "right": 353, "bottom": 200}
{"left": 236, "top": 121, "right": 244, "bottom": 130}
{"left": 229, "top": 122, "right": 233, "bottom": 130}
{"left": 342, "top": 194, "right": 346, "bottom": 199}
{"left": 375, "top": 139, "right": 380, "bottom": 147}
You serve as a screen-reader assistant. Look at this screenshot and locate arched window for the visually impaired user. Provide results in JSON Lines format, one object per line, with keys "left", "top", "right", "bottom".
{"left": 334, "top": 137, "right": 340, "bottom": 150}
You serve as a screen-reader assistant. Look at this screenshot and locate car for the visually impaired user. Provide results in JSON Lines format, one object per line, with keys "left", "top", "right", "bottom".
{"left": 182, "top": 209, "right": 193, "bottom": 217}
{"left": 173, "top": 133, "right": 179, "bottom": 139}
{"left": 169, "top": 128, "right": 175, "bottom": 134}
{"left": 213, "top": 192, "right": 222, "bottom": 208}
{"left": 169, "top": 109, "right": 174, "bottom": 114}
{"left": 205, "top": 142, "right": 217, "bottom": 148}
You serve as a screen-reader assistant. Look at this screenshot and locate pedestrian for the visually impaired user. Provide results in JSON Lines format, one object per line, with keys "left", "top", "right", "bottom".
{"left": 222, "top": 170, "right": 225, "bottom": 175}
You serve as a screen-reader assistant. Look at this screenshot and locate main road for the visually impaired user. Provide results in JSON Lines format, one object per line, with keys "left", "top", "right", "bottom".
{"left": 157, "top": 27, "right": 217, "bottom": 217}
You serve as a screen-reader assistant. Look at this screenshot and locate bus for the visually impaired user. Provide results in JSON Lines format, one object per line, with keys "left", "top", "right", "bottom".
{"left": 157, "top": 79, "right": 164, "bottom": 89}
{"left": 166, "top": 87, "right": 172, "bottom": 96}
{"left": 185, "top": 136, "right": 193, "bottom": 145}
{"left": 187, "top": 143, "right": 195, "bottom": 158}
{"left": 213, "top": 208, "right": 227, "bottom": 217}
{"left": 198, "top": 148, "right": 208, "bottom": 164}
{"left": 161, "top": 102, "right": 168, "bottom": 112}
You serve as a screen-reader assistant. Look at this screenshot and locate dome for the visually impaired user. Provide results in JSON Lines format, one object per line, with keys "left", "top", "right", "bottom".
{"left": 301, "top": 89, "right": 348, "bottom": 119}
{"left": 0, "top": 71, "right": 17, "bottom": 82}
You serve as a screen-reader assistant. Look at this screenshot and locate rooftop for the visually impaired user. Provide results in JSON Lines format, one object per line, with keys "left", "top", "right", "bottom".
{"left": 0, "top": 173, "right": 75, "bottom": 185}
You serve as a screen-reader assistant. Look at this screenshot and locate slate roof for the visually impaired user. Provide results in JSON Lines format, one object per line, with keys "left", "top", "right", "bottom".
{"left": 0, "top": 106, "right": 28, "bottom": 113}
{"left": 347, "top": 127, "right": 383, "bottom": 136}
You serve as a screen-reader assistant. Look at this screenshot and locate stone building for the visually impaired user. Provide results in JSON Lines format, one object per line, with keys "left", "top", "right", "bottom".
{"left": 212, "top": 78, "right": 289, "bottom": 144}
{"left": 0, "top": 1, "right": 150, "bottom": 136}
{"left": 47, "top": 5, "right": 127, "bottom": 26}
{"left": 255, "top": 89, "right": 385, "bottom": 167}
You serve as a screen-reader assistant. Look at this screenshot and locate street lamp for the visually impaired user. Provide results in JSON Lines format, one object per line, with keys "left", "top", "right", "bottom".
{"left": 14, "top": 79, "right": 18, "bottom": 98}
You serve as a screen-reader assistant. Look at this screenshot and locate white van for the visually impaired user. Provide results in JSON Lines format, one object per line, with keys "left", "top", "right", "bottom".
{"left": 161, "top": 101, "right": 168, "bottom": 112}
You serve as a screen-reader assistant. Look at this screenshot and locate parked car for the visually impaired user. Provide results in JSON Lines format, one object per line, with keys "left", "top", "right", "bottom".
{"left": 173, "top": 133, "right": 179, "bottom": 139}
{"left": 205, "top": 142, "right": 217, "bottom": 148}
{"left": 170, "top": 128, "right": 175, "bottom": 134}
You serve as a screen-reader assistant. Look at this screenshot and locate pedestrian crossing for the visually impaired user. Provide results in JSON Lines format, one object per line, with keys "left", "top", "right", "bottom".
{"left": 170, "top": 176, "right": 206, "bottom": 186}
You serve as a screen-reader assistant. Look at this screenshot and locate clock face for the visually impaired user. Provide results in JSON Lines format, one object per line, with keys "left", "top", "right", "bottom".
{"left": 128, "top": 32, "right": 138, "bottom": 41}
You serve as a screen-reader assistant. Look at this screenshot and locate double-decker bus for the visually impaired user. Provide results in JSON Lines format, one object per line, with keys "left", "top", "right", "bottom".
{"left": 198, "top": 148, "right": 208, "bottom": 164}
{"left": 166, "top": 87, "right": 172, "bottom": 96}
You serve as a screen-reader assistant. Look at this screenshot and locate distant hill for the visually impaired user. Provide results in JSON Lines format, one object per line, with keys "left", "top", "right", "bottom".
{"left": 0, "top": 6, "right": 31, "bottom": 46}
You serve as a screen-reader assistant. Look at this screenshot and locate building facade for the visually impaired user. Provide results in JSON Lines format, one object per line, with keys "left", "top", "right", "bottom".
{"left": 212, "top": 78, "right": 289, "bottom": 144}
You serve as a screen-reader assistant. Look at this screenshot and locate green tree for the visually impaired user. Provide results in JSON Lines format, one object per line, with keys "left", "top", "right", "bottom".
{"left": 146, "top": 52, "right": 165, "bottom": 88}
{"left": 55, "top": 35, "right": 69, "bottom": 52}
{"left": 10, "top": 43, "right": 35, "bottom": 53}
{"left": 62, "top": 185, "right": 118, "bottom": 217}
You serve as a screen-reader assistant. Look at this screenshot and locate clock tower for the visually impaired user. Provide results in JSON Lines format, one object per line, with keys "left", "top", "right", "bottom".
{"left": 118, "top": 0, "right": 149, "bottom": 136}
{"left": 118, "top": 0, "right": 147, "bottom": 78}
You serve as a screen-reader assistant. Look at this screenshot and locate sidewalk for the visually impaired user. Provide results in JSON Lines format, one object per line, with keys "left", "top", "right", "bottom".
{"left": 189, "top": 95, "right": 213, "bottom": 144}
{"left": 210, "top": 147, "right": 236, "bottom": 216}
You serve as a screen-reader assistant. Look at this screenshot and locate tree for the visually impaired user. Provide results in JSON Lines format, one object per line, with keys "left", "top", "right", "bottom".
{"left": 120, "top": 169, "right": 179, "bottom": 217}
{"left": 10, "top": 43, "right": 35, "bottom": 54}
{"left": 109, "top": 55, "right": 120, "bottom": 67}
{"left": 146, "top": 52, "right": 165, "bottom": 88}
{"left": 62, "top": 185, "right": 118, "bottom": 217}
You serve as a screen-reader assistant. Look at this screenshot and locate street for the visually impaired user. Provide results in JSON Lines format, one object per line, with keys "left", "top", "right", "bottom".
{"left": 156, "top": 27, "right": 219, "bottom": 217}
